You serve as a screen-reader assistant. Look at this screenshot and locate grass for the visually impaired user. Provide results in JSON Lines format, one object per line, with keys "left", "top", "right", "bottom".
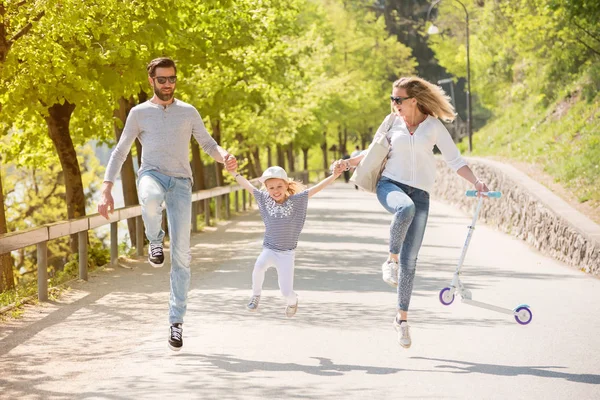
{"left": 461, "top": 89, "right": 599, "bottom": 208}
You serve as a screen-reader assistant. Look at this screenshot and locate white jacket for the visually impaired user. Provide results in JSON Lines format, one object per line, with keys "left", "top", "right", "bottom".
{"left": 379, "top": 114, "right": 467, "bottom": 193}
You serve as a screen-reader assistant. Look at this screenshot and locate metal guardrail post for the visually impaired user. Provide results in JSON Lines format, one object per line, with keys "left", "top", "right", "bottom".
{"left": 78, "top": 231, "right": 88, "bottom": 281}
{"left": 216, "top": 196, "right": 222, "bottom": 221}
{"left": 136, "top": 216, "right": 144, "bottom": 256}
{"left": 191, "top": 201, "right": 198, "bottom": 232}
{"left": 37, "top": 241, "right": 48, "bottom": 301}
{"left": 204, "top": 198, "right": 210, "bottom": 227}
{"left": 110, "top": 222, "right": 118, "bottom": 266}
{"left": 225, "top": 194, "right": 230, "bottom": 219}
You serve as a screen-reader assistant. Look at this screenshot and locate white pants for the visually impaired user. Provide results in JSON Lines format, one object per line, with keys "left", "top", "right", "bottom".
{"left": 252, "top": 247, "right": 297, "bottom": 305}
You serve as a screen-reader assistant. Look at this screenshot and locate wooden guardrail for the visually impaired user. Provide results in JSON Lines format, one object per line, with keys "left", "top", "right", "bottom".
{"left": 0, "top": 169, "right": 328, "bottom": 302}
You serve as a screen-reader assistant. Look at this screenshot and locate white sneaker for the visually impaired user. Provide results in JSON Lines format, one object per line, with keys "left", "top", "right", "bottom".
{"left": 393, "top": 317, "right": 411, "bottom": 349}
{"left": 285, "top": 299, "right": 298, "bottom": 318}
{"left": 382, "top": 260, "right": 399, "bottom": 287}
{"left": 247, "top": 295, "right": 260, "bottom": 311}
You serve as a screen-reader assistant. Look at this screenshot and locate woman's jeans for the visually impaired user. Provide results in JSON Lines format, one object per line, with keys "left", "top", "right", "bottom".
{"left": 376, "top": 177, "right": 430, "bottom": 312}
{"left": 138, "top": 170, "right": 192, "bottom": 325}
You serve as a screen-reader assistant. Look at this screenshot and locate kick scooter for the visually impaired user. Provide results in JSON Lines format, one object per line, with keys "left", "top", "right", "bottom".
{"left": 438, "top": 190, "right": 533, "bottom": 325}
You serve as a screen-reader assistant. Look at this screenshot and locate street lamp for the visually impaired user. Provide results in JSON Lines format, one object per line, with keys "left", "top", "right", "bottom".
{"left": 427, "top": 0, "right": 472, "bottom": 152}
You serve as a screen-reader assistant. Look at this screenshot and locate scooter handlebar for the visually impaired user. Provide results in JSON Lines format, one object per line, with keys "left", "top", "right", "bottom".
{"left": 465, "top": 190, "right": 502, "bottom": 198}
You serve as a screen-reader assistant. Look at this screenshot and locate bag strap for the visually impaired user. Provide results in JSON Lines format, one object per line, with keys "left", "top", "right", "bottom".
{"left": 384, "top": 114, "right": 396, "bottom": 143}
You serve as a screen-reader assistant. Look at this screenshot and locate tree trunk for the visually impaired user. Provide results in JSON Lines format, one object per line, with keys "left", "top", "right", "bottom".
{"left": 0, "top": 159, "right": 15, "bottom": 292}
{"left": 246, "top": 151, "right": 256, "bottom": 178}
{"left": 134, "top": 90, "right": 148, "bottom": 168}
{"left": 251, "top": 147, "right": 263, "bottom": 177}
{"left": 321, "top": 131, "right": 329, "bottom": 171}
{"left": 286, "top": 143, "right": 295, "bottom": 172}
{"left": 338, "top": 128, "right": 344, "bottom": 159}
{"left": 210, "top": 118, "right": 224, "bottom": 186}
{"left": 276, "top": 144, "right": 286, "bottom": 169}
{"left": 191, "top": 137, "right": 205, "bottom": 213}
{"left": 267, "top": 146, "right": 272, "bottom": 167}
{"left": 362, "top": 127, "right": 372, "bottom": 150}
{"left": 114, "top": 97, "right": 138, "bottom": 248}
{"left": 44, "top": 101, "right": 85, "bottom": 253}
{"left": 0, "top": 4, "right": 8, "bottom": 67}
{"left": 210, "top": 118, "right": 223, "bottom": 186}
{"left": 302, "top": 147, "right": 309, "bottom": 171}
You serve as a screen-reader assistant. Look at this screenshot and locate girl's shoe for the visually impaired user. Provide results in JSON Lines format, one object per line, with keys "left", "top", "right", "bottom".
{"left": 285, "top": 299, "right": 298, "bottom": 318}
{"left": 247, "top": 295, "right": 260, "bottom": 311}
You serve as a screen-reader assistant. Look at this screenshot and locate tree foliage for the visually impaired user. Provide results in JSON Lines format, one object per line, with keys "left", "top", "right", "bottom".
{"left": 0, "top": 0, "right": 414, "bottom": 293}
{"left": 427, "top": 0, "right": 599, "bottom": 206}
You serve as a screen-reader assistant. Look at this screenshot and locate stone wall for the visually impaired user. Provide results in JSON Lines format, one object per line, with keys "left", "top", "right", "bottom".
{"left": 431, "top": 157, "right": 600, "bottom": 276}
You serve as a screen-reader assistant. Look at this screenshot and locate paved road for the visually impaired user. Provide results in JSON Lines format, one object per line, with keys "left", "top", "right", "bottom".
{"left": 1, "top": 183, "right": 599, "bottom": 399}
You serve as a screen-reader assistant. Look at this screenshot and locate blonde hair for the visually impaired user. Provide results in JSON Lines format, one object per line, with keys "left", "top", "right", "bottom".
{"left": 261, "top": 178, "right": 306, "bottom": 197}
{"left": 393, "top": 77, "right": 456, "bottom": 122}
{"left": 286, "top": 180, "right": 306, "bottom": 195}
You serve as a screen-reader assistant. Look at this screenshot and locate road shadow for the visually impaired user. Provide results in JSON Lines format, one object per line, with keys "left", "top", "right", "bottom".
{"left": 412, "top": 356, "right": 600, "bottom": 384}
{"left": 185, "top": 353, "right": 422, "bottom": 376}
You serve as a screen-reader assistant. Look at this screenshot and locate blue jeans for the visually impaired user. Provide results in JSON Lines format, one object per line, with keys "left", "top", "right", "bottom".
{"left": 376, "top": 177, "right": 430, "bottom": 312}
{"left": 138, "top": 170, "right": 192, "bottom": 325}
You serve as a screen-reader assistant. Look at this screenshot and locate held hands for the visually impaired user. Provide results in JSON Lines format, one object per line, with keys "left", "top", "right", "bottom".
{"left": 224, "top": 154, "right": 238, "bottom": 174}
{"left": 330, "top": 160, "right": 345, "bottom": 178}
{"left": 331, "top": 159, "right": 350, "bottom": 174}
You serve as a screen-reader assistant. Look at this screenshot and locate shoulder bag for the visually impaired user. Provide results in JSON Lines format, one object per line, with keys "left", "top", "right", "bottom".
{"left": 349, "top": 114, "right": 396, "bottom": 193}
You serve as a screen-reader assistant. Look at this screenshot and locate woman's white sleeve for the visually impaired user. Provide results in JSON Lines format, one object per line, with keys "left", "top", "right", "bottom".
{"left": 436, "top": 122, "right": 467, "bottom": 171}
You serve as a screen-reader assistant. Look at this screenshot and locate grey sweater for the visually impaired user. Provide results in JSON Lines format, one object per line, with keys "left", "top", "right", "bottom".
{"left": 104, "top": 99, "right": 222, "bottom": 183}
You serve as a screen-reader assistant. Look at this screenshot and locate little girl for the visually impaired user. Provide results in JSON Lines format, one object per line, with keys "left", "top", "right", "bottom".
{"left": 228, "top": 164, "right": 343, "bottom": 317}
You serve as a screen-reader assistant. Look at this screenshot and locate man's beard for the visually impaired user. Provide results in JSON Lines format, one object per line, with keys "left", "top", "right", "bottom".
{"left": 154, "top": 85, "right": 174, "bottom": 101}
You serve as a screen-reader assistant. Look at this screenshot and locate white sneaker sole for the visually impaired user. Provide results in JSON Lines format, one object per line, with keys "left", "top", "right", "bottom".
{"left": 168, "top": 343, "right": 182, "bottom": 352}
{"left": 148, "top": 259, "right": 164, "bottom": 268}
{"left": 383, "top": 277, "right": 398, "bottom": 288}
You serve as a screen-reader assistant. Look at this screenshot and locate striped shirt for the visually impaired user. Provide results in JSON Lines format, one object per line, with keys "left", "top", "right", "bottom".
{"left": 253, "top": 189, "right": 309, "bottom": 251}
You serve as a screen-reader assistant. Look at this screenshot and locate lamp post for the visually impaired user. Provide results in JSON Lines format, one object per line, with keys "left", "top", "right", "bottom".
{"left": 427, "top": 0, "right": 472, "bottom": 152}
{"left": 438, "top": 77, "right": 459, "bottom": 137}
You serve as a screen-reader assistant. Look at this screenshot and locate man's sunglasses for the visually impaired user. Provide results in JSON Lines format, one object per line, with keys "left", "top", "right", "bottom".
{"left": 390, "top": 95, "right": 412, "bottom": 105}
{"left": 153, "top": 75, "right": 177, "bottom": 84}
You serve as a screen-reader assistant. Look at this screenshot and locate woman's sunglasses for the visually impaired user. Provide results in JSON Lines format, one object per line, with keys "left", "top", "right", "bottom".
{"left": 390, "top": 95, "right": 412, "bottom": 105}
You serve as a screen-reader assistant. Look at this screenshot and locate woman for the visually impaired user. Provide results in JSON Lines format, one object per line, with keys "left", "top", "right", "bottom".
{"left": 337, "top": 76, "right": 489, "bottom": 349}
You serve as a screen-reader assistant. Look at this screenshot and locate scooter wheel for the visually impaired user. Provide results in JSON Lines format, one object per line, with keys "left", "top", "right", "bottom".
{"left": 514, "top": 306, "right": 533, "bottom": 325}
{"left": 439, "top": 287, "right": 454, "bottom": 306}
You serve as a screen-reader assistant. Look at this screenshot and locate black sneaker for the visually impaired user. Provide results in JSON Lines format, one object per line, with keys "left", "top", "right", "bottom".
{"left": 148, "top": 244, "right": 164, "bottom": 268}
{"left": 168, "top": 323, "right": 183, "bottom": 351}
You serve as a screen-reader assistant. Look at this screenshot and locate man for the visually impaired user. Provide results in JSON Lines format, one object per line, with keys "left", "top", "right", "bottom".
{"left": 97, "top": 57, "right": 237, "bottom": 352}
{"left": 350, "top": 145, "right": 362, "bottom": 158}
